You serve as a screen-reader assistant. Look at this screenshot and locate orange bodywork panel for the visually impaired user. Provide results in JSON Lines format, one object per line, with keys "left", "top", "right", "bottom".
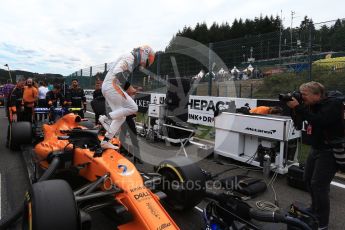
{"left": 34, "top": 113, "right": 179, "bottom": 230}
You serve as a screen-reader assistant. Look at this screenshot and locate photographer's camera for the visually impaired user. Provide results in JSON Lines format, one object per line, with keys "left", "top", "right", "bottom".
{"left": 278, "top": 91, "right": 302, "bottom": 103}
{"left": 278, "top": 91, "right": 303, "bottom": 130}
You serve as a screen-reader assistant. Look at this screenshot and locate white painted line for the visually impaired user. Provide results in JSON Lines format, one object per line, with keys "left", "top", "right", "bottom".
{"left": 331, "top": 181, "right": 345, "bottom": 189}
{"left": 86, "top": 111, "right": 95, "bottom": 115}
{"left": 194, "top": 206, "right": 203, "bottom": 213}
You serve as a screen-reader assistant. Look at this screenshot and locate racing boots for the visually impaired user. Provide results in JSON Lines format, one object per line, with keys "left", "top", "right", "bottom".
{"left": 100, "top": 140, "right": 119, "bottom": 150}
{"left": 99, "top": 115, "right": 112, "bottom": 132}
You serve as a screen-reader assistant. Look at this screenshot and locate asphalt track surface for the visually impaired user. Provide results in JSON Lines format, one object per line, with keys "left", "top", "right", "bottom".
{"left": 1, "top": 108, "right": 345, "bottom": 229}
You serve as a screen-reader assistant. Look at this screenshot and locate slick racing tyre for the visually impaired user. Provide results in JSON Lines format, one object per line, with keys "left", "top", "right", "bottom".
{"left": 9, "top": 121, "right": 32, "bottom": 151}
{"left": 156, "top": 156, "right": 206, "bottom": 210}
{"left": 23, "top": 180, "right": 79, "bottom": 230}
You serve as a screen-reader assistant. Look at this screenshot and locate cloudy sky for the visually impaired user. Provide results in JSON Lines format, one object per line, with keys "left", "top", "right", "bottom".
{"left": 0, "top": 0, "right": 343, "bottom": 75}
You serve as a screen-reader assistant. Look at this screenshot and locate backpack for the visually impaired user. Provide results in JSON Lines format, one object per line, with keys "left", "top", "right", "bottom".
{"left": 326, "top": 91, "right": 345, "bottom": 171}
{"left": 327, "top": 90, "right": 345, "bottom": 102}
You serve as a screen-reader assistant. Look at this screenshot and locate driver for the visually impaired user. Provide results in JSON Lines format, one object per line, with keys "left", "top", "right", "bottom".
{"left": 99, "top": 45, "right": 155, "bottom": 149}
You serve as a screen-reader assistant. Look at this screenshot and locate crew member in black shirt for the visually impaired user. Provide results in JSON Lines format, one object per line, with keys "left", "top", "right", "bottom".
{"left": 92, "top": 81, "right": 105, "bottom": 126}
{"left": 66, "top": 79, "right": 86, "bottom": 118}
{"left": 46, "top": 84, "right": 65, "bottom": 121}
{"left": 6, "top": 77, "right": 26, "bottom": 147}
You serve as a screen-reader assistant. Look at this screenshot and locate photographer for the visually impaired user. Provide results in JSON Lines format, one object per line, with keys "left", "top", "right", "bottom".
{"left": 286, "top": 81, "right": 344, "bottom": 230}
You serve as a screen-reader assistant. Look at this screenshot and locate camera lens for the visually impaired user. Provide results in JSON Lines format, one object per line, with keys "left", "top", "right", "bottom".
{"left": 278, "top": 94, "right": 292, "bottom": 101}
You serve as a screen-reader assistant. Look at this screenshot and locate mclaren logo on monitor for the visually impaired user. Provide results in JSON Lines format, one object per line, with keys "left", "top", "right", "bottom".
{"left": 245, "top": 127, "right": 276, "bottom": 135}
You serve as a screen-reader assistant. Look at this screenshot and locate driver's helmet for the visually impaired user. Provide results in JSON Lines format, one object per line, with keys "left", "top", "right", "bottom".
{"left": 132, "top": 45, "right": 155, "bottom": 68}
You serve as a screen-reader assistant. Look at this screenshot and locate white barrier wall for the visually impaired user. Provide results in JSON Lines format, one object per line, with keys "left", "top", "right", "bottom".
{"left": 87, "top": 89, "right": 259, "bottom": 127}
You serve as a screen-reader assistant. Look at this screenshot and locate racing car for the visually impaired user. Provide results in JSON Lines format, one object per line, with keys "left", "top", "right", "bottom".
{"left": 3, "top": 111, "right": 318, "bottom": 230}
{"left": 2, "top": 113, "right": 206, "bottom": 230}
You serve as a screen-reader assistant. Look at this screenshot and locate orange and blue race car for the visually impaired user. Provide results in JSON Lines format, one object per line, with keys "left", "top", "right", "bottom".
{"left": 1, "top": 113, "right": 319, "bottom": 230}
{"left": 1, "top": 113, "right": 206, "bottom": 230}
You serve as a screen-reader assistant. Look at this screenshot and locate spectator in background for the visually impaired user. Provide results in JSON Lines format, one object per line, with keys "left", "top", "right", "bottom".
{"left": 2, "top": 79, "right": 15, "bottom": 118}
{"left": 37, "top": 81, "right": 49, "bottom": 120}
{"left": 66, "top": 79, "right": 86, "bottom": 118}
{"left": 46, "top": 84, "right": 65, "bottom": 107}
{"left": 46, "top": 84, "right": 65, "bottom": 121}
{"left": 22, "top": 78, "right": 38, "bottom": 122}
{"left": 63, "top": 83, "right": 68, "bottom": 96}
{"left": 91, "top": 81, "right": 106, "bottom": 126}
{"left": 33, "top": 80, "right": 39, "bottom": 89}
{"left": 48, "top": 84, "right": 54, "bottom": 91}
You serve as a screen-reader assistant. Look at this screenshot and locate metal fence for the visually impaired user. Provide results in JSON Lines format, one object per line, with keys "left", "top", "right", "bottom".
{"left": 66, "top": 18, "right": 345, "bottom": 99}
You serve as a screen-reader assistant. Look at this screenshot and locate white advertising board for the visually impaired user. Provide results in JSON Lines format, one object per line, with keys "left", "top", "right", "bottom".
{"left": 187, "top": 95, "right": 257, "bottom": 126}
{"left": 150, "top": 93, "right": 166, "bottom": 105}
{"left": 187, "top": 95, "right": 234, "bottom": 126}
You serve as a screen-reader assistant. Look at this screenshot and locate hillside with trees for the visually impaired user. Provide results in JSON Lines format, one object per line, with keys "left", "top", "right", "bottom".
{"left": 153, "top": 16, "right": 345, "bottom": 78}
{"left": 172, "top": 15, "right": 281, "bottom": 45}
{"left": 0, "top": 68, "right": 64, "bottom": 84}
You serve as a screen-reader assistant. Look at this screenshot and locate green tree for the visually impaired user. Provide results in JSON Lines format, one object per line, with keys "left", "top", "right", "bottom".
{"left": 194, "top": 22, "right": 209, "bottom": 44}
{"left": 330, "top": 23, "right": 345, "bottom": 51}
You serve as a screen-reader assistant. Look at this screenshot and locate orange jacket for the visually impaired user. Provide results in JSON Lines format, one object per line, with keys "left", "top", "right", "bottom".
{"left": 250, "top": 106, "right": 271, "bottom": 114}
{"left": 23, "top": 86, "right": 38, "bottom": 105}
